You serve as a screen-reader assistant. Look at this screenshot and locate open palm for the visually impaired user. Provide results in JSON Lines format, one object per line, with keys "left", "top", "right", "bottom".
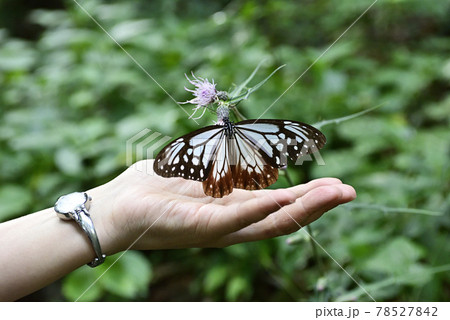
{"left": 90, "top": 160, "right": 356, "bottom": 254}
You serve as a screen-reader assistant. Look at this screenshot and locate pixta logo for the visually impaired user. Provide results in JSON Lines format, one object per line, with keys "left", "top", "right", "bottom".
{"left": 126, "top": 129, "right": 172, "bottom": 170}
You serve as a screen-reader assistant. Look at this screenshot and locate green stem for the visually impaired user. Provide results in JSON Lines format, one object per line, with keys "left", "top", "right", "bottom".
{"left": 343, "top": 203, "right": 442, "bottom": 216}
{"left": 313, "top": 102, "right": 386, "bottom": 130}
{"left": 306, "top": 224, "right": 325, "bottom": 275}
{"left": 229, "top": 64, "right": 286, "bottom": 104}
{"left": 282, "top": 169, "right": 325, "bottom": 277}
{"left": 231, "top": 107, "right": 246, "bottom": 122}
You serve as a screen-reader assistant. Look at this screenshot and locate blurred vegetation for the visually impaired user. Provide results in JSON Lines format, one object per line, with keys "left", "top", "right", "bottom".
{"left": 1, "top": 0, "right": 449, "bottom": 301}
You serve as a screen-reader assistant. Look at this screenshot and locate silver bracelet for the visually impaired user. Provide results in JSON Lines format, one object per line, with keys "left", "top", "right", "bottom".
{"left": 54, "top": 192, "right": 106, "bottom": 267}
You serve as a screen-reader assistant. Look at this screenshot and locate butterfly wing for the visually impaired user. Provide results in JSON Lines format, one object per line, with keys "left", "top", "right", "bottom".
{"left": 230, "top": 130, "right": 279, "bottom": 191}
{"left": 153, "top": 125, "right": 224, "bottom": 182}
{"left": 234, "top": 119, "right": 326, "bottom": 168}
{"left": 154, "top": 118, "right": 326, "bottom": 198}
{"left": 202, "top": 133, "right": 234, "bottom": 198}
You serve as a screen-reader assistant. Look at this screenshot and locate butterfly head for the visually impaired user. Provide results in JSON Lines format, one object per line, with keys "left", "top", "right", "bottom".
{"left": 215, "top": 105, "right": 235, "bottom": 137}
{"left": 216, "top": 105, "right": 230, "bottom": 123}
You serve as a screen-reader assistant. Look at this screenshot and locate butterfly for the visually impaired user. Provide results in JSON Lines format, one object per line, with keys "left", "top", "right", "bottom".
{"left": 153, "top": 118, "right": 326, "bottom": 198}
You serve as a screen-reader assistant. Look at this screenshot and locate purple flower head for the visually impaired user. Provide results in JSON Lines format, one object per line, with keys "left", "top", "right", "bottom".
{"left": 182, "top": 72, "right": 217, "bottom": 119}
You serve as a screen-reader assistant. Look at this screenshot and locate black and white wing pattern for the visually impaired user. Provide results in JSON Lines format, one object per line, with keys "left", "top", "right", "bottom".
{"left": 234, "top": 119, "right": 326, "bottom": 168}
{"left": 153, "top": 119, "right": 326, "bottom": 198}
{"left": 153, "top": 124, "right": 224, "bottom": 182}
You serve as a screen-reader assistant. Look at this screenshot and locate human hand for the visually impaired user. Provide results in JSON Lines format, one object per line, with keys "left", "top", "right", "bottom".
{"left": 88, "top": 160, "right": 356, "bottom": 255}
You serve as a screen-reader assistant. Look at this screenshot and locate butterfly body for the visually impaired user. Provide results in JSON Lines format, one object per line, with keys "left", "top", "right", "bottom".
{"left": 154, "top": 118, "right": 326, "bottom": 198}
{"left": 223, "top": 118, "right": 235, "bottom": 138}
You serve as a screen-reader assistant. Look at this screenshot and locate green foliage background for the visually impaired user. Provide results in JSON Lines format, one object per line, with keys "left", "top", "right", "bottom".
{"left": 1, "top": 0, "right": 449, "bottom": 301}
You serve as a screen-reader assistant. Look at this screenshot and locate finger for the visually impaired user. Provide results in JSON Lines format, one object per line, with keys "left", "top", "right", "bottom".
{"left": 338, "top": 183, "right": 357, "bottom": 202}
{"left": 204, "top": 189, "right": 297, "bottom": 235}
{"left": 204, "top": 177, "right": 345, "bottom": 206}
{"left": 233, "top": 184, "right": 349, "bottom": 239}
{"left": 287, "top": 177, "right": 344, "bottom": 197}
{"left": 218, "top": 184, "right": 356, "bottom": 246}
{"left": 296, "top": 184, "right": 355, "bottom": 225}
{"left": 213, "top": 177, "right": 344, "bottom": 204}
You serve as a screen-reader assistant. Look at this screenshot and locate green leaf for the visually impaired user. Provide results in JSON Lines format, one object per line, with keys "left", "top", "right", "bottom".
{"left": 0, "top": 185, "right": 33, "bottom": 221}
{"left": 336, "top": 264, "right": 450, "bottom": 302}
{"left": 364, "top": 237, "right": 425, "bottom": 275}
{"left": 0, "top": 40, "right": 36, "bottom": 71}
{"left": 99, "top": 251, "right": 152, "bottom": 299}
{"left": 62, "top": 252, "right": 152, "bottom": 301}
{"left": 54, "top": 147, "right": 83, "bottom": 175}
{"left": 226, "top": 276, "right": 250, "bottom": 301}
{"left": 224, "top": 243, "right": 250, "bottom": 258}
{"left": 204, "top": 265, "right": 229, "bottom": 294}
{"left": 62, "top": 266, "right": 103, "bottom": 302}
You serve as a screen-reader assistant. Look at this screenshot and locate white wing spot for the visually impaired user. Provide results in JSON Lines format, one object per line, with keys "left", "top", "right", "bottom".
{"left": 193, "top": 148, "right": 202, "bottom": 157}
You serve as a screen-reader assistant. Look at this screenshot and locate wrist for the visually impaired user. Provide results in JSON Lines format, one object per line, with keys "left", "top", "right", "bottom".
{"left": 86, "top": 183, "right": 130, "bottom": 256}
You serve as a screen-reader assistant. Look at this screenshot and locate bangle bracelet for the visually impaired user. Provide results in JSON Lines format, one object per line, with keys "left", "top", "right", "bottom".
{"left": 54, "top": 192, "right": 106, "bottom": 267}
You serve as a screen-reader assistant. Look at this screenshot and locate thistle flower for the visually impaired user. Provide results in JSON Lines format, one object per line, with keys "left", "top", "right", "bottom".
{"left": 182, "top": 72, "right": 217, "bottom": 119}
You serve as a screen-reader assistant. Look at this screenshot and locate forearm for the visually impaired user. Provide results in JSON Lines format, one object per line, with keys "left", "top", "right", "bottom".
{"left": 0, "top": 207, "right": 105, "bottom": 301}
{"left": 0, "top": 162, "right": 357, "bottom": 301}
